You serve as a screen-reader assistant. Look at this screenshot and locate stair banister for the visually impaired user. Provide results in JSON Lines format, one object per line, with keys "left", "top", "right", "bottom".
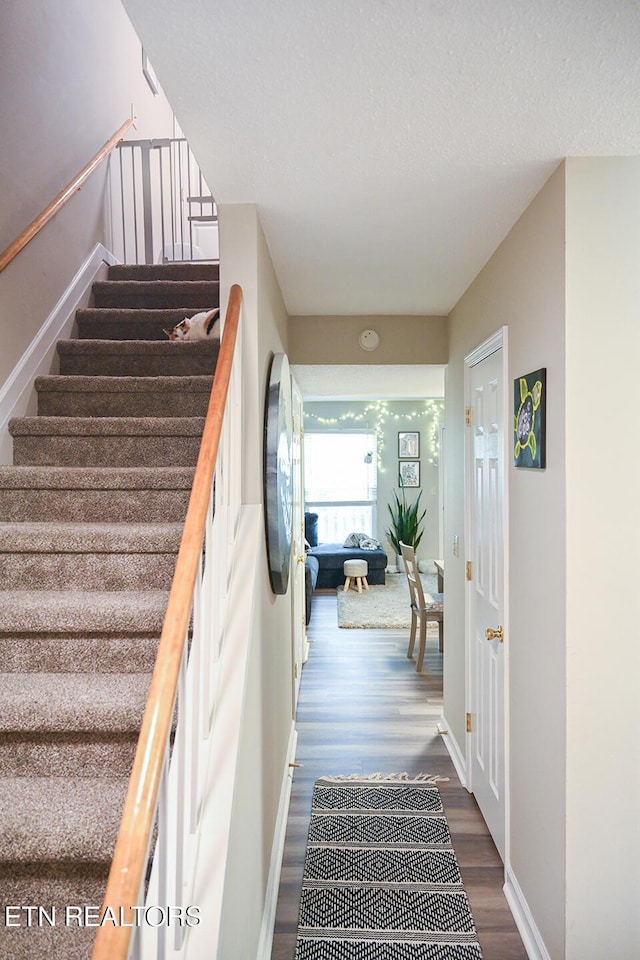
{"left": 0, "top": 117, "right": 134, "bottom": 274}
{"left": 91, "top": 283, "right": 243, "bottom": 960}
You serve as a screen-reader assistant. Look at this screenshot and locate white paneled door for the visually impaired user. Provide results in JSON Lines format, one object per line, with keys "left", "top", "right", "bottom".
{"left": 467, "top": 336, "right": 506, "bottom": 861}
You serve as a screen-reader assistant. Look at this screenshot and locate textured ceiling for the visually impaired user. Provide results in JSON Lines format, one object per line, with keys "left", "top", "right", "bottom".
{"left": 122, "top": 0, "right": 640, "bottom": 316}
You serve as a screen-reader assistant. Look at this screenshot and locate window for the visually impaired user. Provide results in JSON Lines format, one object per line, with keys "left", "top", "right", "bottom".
{"left": 304, "top": 431, "right": 377, "bottom": 543}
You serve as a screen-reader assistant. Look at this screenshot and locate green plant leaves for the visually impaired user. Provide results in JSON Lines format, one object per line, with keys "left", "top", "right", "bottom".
{"left": 386, "top": 486, "right": 426, "bottom": 553}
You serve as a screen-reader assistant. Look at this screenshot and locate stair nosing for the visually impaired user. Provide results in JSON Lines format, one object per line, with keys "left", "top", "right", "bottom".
{"left": 0, "top": 465, "right": 194, "bottom": 489}
{"left": 58, "top": 337, "right": 219, "bottom": 350}
{"left": 0, "top": 521, "right": 183, "bottom": 553}
{"left": 93, "top": 279, "right": 220, "bottom": 287}
{"left": 9, "top": 416, "right": 205, "bottom": 436}
{"left": 0, "top": 673, "right": 150, "bottom": 734}
{"left": 35, "top": 375, "right": 213, "bottom": 393}
{"left": 0, "top": 589, "right": 169, "bottom": 635}
{"left": 75, "top": 308, "right": 217, "bottom": 316}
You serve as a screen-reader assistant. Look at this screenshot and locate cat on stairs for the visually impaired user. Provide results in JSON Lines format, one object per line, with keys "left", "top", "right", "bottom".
{"left": 163, "top": 308, "right": 220, "bottom": 341}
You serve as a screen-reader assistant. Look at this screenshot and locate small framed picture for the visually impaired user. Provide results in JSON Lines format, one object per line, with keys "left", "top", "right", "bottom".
{"left": 399, "top": 460, "right": 420, "bottom": 488}
{"left": 514, "top": 368, "right": 546, "bottom": 468}
{"left": 398, "top": 431, "right": 420, "bottom": 458}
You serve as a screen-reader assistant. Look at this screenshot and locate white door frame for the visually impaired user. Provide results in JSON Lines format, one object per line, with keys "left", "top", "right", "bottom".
{"left": 464, "top": 326, "right": 510, "bottom": 870}
{"left": 438, "top": 424, "right": 445, "bottom": 561}
{"left": 290, "top": 377, "right": 306, "bottom": 708}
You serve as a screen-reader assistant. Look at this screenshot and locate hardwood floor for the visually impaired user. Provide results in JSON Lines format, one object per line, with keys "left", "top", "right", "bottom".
{"left": 270, "top": 592, "right": 528, "bottom": 960}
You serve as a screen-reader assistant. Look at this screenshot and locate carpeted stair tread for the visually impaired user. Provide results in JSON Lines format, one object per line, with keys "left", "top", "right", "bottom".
{"left": 0, "top": 590, "right": 168, "bottom": 635}
{"left": 108, "top": 262, "right": 219, "bottom": 281}
{"left": 10, "top": 417, "right": 204, "bottom": 467}
{"left": 57, "top": 338, "right": 219, "bottom": 376}
{"left": 92, "top": 279, "right": 219, "bottom": 309}
{"left": 0, "top": 465, "right": 194, "bottom": 490}
{"left": 0, "top": 736, "right": 139, "bottom": 783}
{"left": 0, "top": 522, "right": 181, "bottom": 589}
{"left": 58, "top": 337, "right": 220, "bottom": 357}
{"left": 9, "top": 415, "right": 204, "bottom": 437}
{"left": 36, "top": 374, "right": 213, "bottom": 393}
{"left": 35, "top": 375, "right": 213, "bottom": 418}
{"left": 0, "top": 554, "right": 177, "bottom": 591}
{"left": 0, "top": 521, "right": 182, "bottom": 553}
{"left": 0, "top": 673, "right": 150, "bottom": 734}
{"left": 0, "top": 636, "right": 159, "bottom": 674}
{"left": 75, "top": 308, "right": 214, "bottom": 340}
{"left": 0, "top": 467, "right": 194, "bottom": 522}
{"left": 0, "top": 777, "right": 128, "bottom": 863}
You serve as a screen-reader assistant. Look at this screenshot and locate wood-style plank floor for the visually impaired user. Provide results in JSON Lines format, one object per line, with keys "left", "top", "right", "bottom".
{"left": 270, "top": 592, "right": 528, "bottom": 960}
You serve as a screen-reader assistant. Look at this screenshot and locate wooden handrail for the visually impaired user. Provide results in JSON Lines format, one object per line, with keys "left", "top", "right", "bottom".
{"left": 0, "top": 117, "right": 134, "bottom": 274}
{"left": 91, "top": 284, "right": 243, "bottom": 960}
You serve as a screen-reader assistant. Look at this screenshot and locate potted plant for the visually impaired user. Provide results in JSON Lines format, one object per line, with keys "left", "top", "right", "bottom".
{"left": 386, "top": 482, "right": 426, "bottom": 572}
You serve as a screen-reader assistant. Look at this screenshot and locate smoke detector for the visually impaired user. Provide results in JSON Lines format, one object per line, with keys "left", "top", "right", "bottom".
{"left": 359, "top": 329, "right": 380, "bottom": 351}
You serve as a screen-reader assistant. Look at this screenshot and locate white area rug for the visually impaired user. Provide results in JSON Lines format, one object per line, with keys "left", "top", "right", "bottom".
{"left": 336, "top": 571, "right": 439, "bottom": 629}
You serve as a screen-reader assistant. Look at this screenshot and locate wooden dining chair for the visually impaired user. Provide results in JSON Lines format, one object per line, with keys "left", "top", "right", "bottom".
{"left": 399, "top": 542, "right": 444, "bottom": 672}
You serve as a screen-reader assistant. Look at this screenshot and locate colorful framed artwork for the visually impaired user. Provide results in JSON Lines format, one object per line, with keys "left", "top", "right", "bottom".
{"left": 398, "top": 431, "right": 420, "bottom": 458}
{"left": 399, "top": 460, "right": 420, "bottom": 488}
{"left": 514, "top": 368, "right": 546, "bottom": 469}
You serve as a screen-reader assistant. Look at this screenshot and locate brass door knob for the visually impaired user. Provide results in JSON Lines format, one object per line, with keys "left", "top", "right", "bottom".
{"left": 485, "top": 625, "right": 504, "bottom": 643}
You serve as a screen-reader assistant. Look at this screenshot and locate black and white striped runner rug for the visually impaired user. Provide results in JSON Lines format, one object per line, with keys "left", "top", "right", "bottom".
{"left": 294, "top": 775, "right": 483, "bottom": 959}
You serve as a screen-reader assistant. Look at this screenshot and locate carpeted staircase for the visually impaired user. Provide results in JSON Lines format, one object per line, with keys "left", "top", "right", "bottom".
{"left": 0, "top": 261, "right": 220, "bottom": 959}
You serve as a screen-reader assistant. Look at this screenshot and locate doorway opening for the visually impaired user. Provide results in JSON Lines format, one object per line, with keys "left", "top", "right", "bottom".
{"left": 293, "top": 364, "right": 445, "bottom": 569}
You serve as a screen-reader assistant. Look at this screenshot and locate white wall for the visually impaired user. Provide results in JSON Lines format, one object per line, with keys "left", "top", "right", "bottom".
{"left": 564, "top": 159, "right": 640, "bottom": 960}
{"left": 0, "top": 0, "right": 175, "bottom": 387}
{"left": 217, "top": 204, "right": 294, "bottom": 960}
{"left": 446, "top": 164, "right": 567, "bottom": 958}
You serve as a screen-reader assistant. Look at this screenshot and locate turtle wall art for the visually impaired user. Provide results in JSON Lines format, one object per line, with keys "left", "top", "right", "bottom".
{"left": 514, "top": 368, "right": 546, "bottom": 468}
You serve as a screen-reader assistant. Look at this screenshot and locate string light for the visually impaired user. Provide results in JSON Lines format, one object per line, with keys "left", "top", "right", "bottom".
{"left": 304, "top": 399, "right": 444, "bottom": 469}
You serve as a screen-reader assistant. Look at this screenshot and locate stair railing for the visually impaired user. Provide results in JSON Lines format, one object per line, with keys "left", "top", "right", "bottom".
{"left": 112, "top": 138, "right": 218, "bottom": 264}
{"left": 91, "top": 283, "right": 243, "bottom": 960}
{"left": 0, "top": 118, "right": 134, "bottom": 275}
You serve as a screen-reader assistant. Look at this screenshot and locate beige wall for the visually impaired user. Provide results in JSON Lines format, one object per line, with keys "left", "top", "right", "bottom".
{"left": 564, "top": 159, "right": 640, "bottom": 959}
{"left": 217, "top": 204, "right": 294, "bottom": 960}
{"left": 0, "top": 0, "right": 175, "bottom": 388}
{"left": 448, "top": 159, "right": 640, "bottom": 959}
{"left": 289, "top": 314, "right": 448, "bottom": 365}
{"left": 446, "top": 163, "right": 567, "bottom": 958}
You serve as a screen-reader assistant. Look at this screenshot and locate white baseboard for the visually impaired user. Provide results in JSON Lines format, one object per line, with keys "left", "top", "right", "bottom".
{"left": 255, "top": 722, "right": 298, "bottom": 960}
{"left": 0, "top": 243, "right": 117, "bottom": 463}
{"left": 504, "top": 866, "right": 552, "bottom": 960}
{"left": 439, "top": 713, "right": 467, "bottom": 786}
{"left": 437, "top": 720, "right": 548, "bottom": 960}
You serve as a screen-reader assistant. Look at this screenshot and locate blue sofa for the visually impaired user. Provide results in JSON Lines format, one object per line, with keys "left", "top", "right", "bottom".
{"left": 305, "top": 553, "right": 319, "bottom": 624}
{"left": 304, "top": 512, "right": 387, "bottom": 594}
{"left": 308, "top": 542, "right": 387, "bottom": 588}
